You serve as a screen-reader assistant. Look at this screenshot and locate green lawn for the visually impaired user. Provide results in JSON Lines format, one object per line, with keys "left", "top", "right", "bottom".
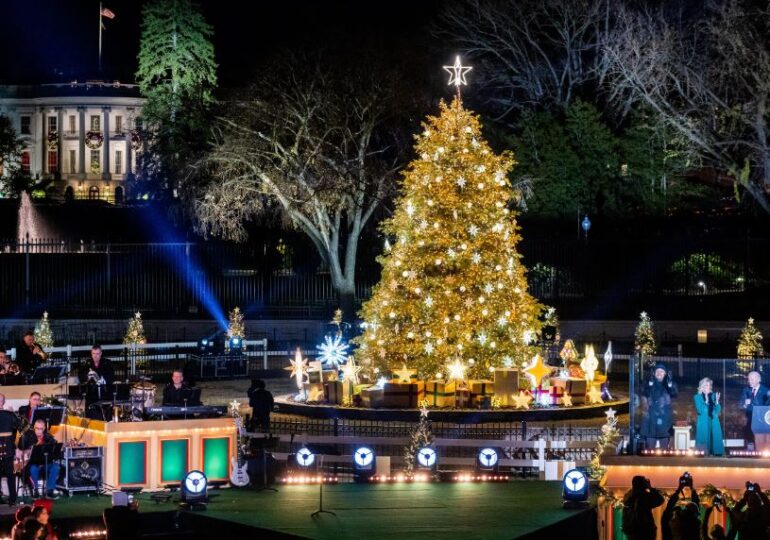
{"left": 26, "top": 481, "right": 589, "bottom": 540}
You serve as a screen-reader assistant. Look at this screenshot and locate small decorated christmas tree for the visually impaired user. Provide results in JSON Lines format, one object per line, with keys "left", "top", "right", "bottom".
{"left": 404, "top": 404, "right": 435, "bottom": 477}
{"left": 124, "top": 312, "right": 147, "bottom": 348}
{"left": 34, "top": 311, "right": 54, "bottom": 349}
{"left": 227, "top": 307, "right": 246, "bottom": 348}
{"left": 589, "top": 408, "right": 621, "bottom": 482}
{"left": 634, "top": 311, "right": 657, "bottom": 361}
{"left": 738, "top": 317, "right": 764, "bottom": 359}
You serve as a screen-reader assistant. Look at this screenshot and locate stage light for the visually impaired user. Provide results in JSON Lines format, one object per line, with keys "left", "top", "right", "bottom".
{"left": 229, "top": 337, "right": 242, "bottom": 352}
{"left": 417, "top": 447, "right": 437, "bottom": 469}
{"left": 562, "top": 469, "right": 589, "bottom": 508}
{"left": 198, "top": 337, "right": 211, "bottom": 354}
{"left": 477, "top": 448, "right": 499, "bottom": 472}
{"left": 295, "top": 447, "right": 315, "bottom": 468}
{"left": 352, "top": 446, "right": 375, "bottom": 481}
{"left": 180, "top": 470, "right": 208, "bottom": 507}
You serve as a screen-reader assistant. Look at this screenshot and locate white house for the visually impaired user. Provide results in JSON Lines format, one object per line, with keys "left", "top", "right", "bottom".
{"left": 0, "top": 80, "right": 145, "bottom": 202}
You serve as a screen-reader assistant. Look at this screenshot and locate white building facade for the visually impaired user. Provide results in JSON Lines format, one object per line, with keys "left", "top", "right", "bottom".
{"left": 0, "top": 81, "right": 145, "bottom": 202}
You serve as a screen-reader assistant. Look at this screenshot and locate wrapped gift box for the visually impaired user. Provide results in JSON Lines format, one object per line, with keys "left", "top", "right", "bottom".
{"left": 455, "top": 386, "right": 471, "bottom": 408}
{"left": 549, "top": 377, "right": 586, "bottom": 405}
{"left": 324, "top": 380, "right": 352, "bottom": 405}
{"left": 308, "top": 369, "right": 339, "bottom": 383}
{"left": 303, "top": 382, "right": 325, "bottom": 402}
{"left": 469, "top": 380, "right": 494, "bottom": 406}
{"left": 425, "top": 380, "right": 456, "bottom": 407}
{"left": 353, "top": 383, "right": 371, "bottom": 396}
{"left": 493, "top": 368, "right": 519, "bottom": 406}
{"left": 383, "top": 381, "right": 425, "bottom": 408}
{"left": 361, "top": 387, "right": 384, "bottom": 408}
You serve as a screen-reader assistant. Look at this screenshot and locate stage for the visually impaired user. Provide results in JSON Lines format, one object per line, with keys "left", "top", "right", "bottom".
{"left": 0, "top": 483, "right": 595, "bottom": 540}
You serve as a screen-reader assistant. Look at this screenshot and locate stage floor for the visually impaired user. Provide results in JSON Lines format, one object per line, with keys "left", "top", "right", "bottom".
{"left": 0, "top": 482, "right": 592, "bottom": 540}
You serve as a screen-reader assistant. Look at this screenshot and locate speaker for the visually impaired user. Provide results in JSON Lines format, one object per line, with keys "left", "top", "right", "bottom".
{"left": 61, "top": 454, "right": 103, "bottom": 492}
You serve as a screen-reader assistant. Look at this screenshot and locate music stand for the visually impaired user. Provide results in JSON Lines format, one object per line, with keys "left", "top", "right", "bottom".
{"left": 31, "top": 407, "right": 65, "bottom": 431}
{"left": 311, "top": 456, "right": 335, "bottom": 518}
{"left": 179, "top": 388, "right": 202, "bottom": 419}
{"left": 29, "top": 443, "right": 63, "bottom": 498}
{"left": 31, "top": 366, "right": 67, "bottom": 384}
{"left": 251, "top": 435, "right": 278, "bottom": 493}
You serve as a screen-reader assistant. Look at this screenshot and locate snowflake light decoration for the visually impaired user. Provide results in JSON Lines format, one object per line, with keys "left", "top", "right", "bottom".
{"left": 317, "top": 334, "right": 349, "bottom": 369}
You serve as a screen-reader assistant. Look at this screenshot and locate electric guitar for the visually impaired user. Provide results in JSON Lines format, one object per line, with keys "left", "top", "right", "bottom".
{"left": 229, "top": 416, "right": 249, "bottom": 487}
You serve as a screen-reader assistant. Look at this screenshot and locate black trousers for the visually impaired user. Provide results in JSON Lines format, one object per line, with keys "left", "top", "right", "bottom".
{"left": 0, "top": 455, "right": 16, "bottom": 503}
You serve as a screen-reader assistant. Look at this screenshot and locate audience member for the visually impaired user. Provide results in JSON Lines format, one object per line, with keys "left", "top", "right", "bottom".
{"left": 622, "top": 475, "right": 665, "bottom": 540}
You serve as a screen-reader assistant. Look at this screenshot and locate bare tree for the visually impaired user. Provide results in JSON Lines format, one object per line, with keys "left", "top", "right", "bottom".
{"left": 436, "top": 0, "right": 613, "bottom": 118}
{"left": 194, "top": 54, "right": 404, "bottom": 318}
{"left": 605, "top": 0, "right": 770, "bottom": 211}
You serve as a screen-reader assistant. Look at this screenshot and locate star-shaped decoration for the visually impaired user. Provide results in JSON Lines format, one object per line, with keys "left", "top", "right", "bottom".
{"left": 419, "top": 402, "right": 430, "bottom": 418}
{"left": 456, "top": 177, "right": 466, "bottom": 189}
{"left": 406, "top": 270, "right": 417, "bottom": 281}
{"left": 464, "top": 298, "right": 474, "bottom": 308}
{"left": 512, "top": 391, "right": 533, "bottom": 409}
{"left": 443, "top": 55, "right": 473, "bottom": 87}
{"left": 524, "top": 354, "right": 552, "bottom": 387}
{"left": 135, "top": 311, "right": 142, "bottom": 319}
{"left": 424, "top": 342, "right": 435, "bottom": 355}
{"left": 229, "top": 399, "right": 241, "bottom": 416}
{"left": 472, "top": 253, "right": 481, "bottom": 264}
{"left": 392, "top": 364, "right": 415, "bottom": 383}
{"left": 605, "top": 407, "right": 617, "bottom": 420}
{"left": 484, "top": 283, "right": 494, "bottom": 294}
{"left": 587, "top": 385, "right": 604, "bottom": 404}
{"left": 503, "top": 356, "right": 514, "bottom": 368}
{"left": 446, "top": 359, "right": 467, "bottom": 384}
{"left": 497, "top": 316, "right": 508, "bottom": 327}
{"left": 341, "top": 357, "right": 362, "bottom": 384}
{"left": 468, "top": 225, "right": 479, "bottom": 237}
{"left": 388, "top": 280, "right": 398, "bottom": 291}
{"left": 285, "top": 348, "right": 308, "bottom": 389}
{"left": 425, "top": 296, "right": 434, "bottom": 308}
{"left": 406, "top": 201, "right": 415, "bottom": 217}
{"left": 477, "top": 332, "right": 488, "bottom": 346}
{"left": 447, "top": 248, "right": 457, "bottom": 258}
{"left": 317, "top": 334, "right": 349, "bottom": 369}
{"left": 561, "top": 393, "right": 573, "bottom": 407}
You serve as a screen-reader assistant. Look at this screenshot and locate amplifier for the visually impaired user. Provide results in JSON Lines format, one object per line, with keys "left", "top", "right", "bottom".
{"left": 59, "top": 453, "right": 103, "bottom": 493}
{"left": 65, "top": 446, "right": 103, "bottom": 459}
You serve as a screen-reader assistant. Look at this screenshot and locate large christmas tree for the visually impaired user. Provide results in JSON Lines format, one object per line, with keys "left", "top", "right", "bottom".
{"left": 355, "top": 91, "right": 541, "bottom": 380}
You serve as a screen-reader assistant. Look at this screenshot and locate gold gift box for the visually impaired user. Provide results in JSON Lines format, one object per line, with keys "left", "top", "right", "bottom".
{"left": 382, "top": 381, "right": 425, "bottom": 408}
{"left": 493, "top": 368, "right": 519, "bottom": 406}
{"left": 425, "top": 380, "right": 456, "bottom": 407}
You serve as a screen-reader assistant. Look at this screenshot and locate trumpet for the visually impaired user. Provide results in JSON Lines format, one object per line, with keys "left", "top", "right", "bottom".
{"left": 87, "top": 369, "right": 106, "bottom": 385}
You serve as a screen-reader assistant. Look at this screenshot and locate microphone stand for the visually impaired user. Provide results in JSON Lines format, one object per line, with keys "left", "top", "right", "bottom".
{"left": 311, "top": 456, "right": 335, "bottom": 518}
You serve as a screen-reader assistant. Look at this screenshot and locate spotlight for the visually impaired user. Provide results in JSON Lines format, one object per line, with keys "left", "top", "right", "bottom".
{"left": 562, "top": 469, "right": 589, "bottom": 508}
{"left": 180, "top": 470, "right": 208, "bottom": 508}
{"left": 229, "top": 337, "right": 243, "bottom": 352}
{"left": 353, "top": 447, "right": 376, "bottom": 481}
{"left": 476, "top": 448, "right": 499, "bottom": 473}
{"left": 290, "top": 447, "right": 316, "bottom": 470}
{"left": 198, "top": 337, "right": 212, "bottom": 355}
{"left": 417, "top": 447, "right": 437, "bottom": 470}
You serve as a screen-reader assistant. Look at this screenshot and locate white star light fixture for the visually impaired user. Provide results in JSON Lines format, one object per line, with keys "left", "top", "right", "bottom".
{"left": 317, "top": 334, "right": 349, "bottom": 369}
{"left": 443, "top": 56, "right": 473, "bottom": 89}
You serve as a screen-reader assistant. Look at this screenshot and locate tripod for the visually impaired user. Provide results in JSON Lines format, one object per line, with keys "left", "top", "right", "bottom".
{"left": 311, "top": 457, "right": 335, "bottom": 518}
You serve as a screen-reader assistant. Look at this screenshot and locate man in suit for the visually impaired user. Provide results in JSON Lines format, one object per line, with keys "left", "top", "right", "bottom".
{"left": 741, "top": 371, "right": 770, "bottom": 450}
{"left": 81, "top": 344, "right": 116, "bottom": 418}
{"left": 17, "top": 392, "right": 42, "bottom": 426}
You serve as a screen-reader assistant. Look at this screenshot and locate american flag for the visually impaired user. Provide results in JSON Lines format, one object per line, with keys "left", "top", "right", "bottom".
{"left": 100, "top": 7, "right": 115, "bottom": 19}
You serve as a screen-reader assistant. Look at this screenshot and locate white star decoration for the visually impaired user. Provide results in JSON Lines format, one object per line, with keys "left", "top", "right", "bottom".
{"left": 456, "top": 177, "right": 466, "bottom": 188}
{"left": 605, "top": 408, "right": 617, "bottom": 420}
{"left": 317, "top": 334, "right": 349, "bottom": 369}
{"left": 229, "top": 400, "right": 241, "bottom": 416}
{"left": 443, "top": 55, "right": 473, "bottom": 87}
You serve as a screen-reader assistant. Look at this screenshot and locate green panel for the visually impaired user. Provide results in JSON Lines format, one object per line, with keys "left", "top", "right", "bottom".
{"left": 202, "top": 437, "right": 229, "bottom": 480}
{"left": 118, "top": 441, "right": 146, "bottom": 485}
{"left": 161, "top": 439, "right": 189, "bottom": 483}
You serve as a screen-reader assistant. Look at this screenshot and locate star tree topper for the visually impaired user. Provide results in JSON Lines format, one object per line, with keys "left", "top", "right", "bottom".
{"left": 443, "top": 55, "right": 472, "bottom": 93}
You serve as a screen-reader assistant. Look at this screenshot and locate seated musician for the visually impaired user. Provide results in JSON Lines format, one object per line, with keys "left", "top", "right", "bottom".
{"left": 0, "top": 350, "right": 22, "bottom": 386}
{"left": 0, "top": 394, "right": 20, "bottom": 506}
{"left": 18, "top": 419, "right": 60, "bottom": 498}
{"left": 80, "top": 345, "right": 115, "bottom": 414}
{"left": 162, "top": 370, "right": 201, "bottom": 406}
{"left": 16, "top": 332, "right": 47, "bottom": 375}
{"left": 17, "top": 392, "right": 41, "bottom": 426}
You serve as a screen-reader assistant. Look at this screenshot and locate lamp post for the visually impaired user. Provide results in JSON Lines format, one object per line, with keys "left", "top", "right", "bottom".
{"left": 581, "top": 215, "right": 591, "bottom": 239}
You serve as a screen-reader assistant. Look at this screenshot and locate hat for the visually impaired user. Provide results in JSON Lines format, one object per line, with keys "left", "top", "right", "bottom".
{"left": 653, "top": 362, "right": 667, "bottom": 372}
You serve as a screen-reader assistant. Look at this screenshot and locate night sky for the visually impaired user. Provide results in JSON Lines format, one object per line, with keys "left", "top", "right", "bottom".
{"left": 0, "top": 0, "right": 446, "bottom": 87}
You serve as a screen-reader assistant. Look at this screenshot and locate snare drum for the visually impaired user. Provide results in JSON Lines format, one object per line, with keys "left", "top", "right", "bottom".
{"left": 131, "top": 383, "right": 156, "bottom": 409}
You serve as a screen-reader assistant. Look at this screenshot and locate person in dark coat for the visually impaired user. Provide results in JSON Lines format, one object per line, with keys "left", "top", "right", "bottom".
{"left": 641, "top": 362, "right": 678, "bottom": 450}
{"left": 622, "top": 475, "right": 665, "bottom": 540}
{"left": 81, "top": 345, "right": 116, "bottom": 414}
{"left": 740, "top": 371, "right": 770, "bottom": 449}
{"left": 247, "top": 379, "right": 274, "bottom": 433}
{"left": 162, "top": 370, "right": 201, "bottom": 406}
{"left": 15, "top": 332, "right": 46, "bottom": 376}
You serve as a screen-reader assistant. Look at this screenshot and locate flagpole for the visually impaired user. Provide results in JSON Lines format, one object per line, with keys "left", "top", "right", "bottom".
{"left": 98, "top": 1, "right": 103, "bottom": 73}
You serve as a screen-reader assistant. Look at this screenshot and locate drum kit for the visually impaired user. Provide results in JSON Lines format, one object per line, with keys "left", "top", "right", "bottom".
{"left": 69, "top": 377, "right": 156, "bottom": 422}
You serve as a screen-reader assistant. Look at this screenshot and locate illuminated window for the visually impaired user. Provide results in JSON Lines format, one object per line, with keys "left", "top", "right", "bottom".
{"left": 48, "top": 116, "right": 57, "bottom": 132}
{"left": 115, "top": 150, "right": 123, "bottom": 174}
{"left": 48, "top": 150, "right": 58, "bottom": 174}
{"left": 69, "top": 115, "right": 76, "bottom": 134}
{"left": 115, "top": 115, "right": 123, "bottom": 134}
{"left": 90, "top": 149, "right": 100, "bottom": 173}
{"left": 88, "top": 185, "right": 99, "bottom": 200}
{"left": 90, "top": 115, "right": 100, "bottom": 131}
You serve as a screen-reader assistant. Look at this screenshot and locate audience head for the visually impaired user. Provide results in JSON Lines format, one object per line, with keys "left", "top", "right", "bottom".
{"left": 653, "top": 363, "right": 667, "bottom": 382}
{"left": 709, "top": 524, "right": 726, "bottom": 540}
{"left": 252, "top": 379, "right": 265, "bottom": 390}
{"left": 15, "top": 505, "right": 33, "bottom": 523}
{"left": 670, "top": 501, "right": 700, "bottom": 535}
{"left": 31, "top": 506, "right": 48, "bottom": 525}
{"left": 631, "top": 475, "right": 649, "bottom": 491}
{"left": 748, "top": 371, "right": 762, "bottom": 388}
{"left": 0, "top": 349, "right": 8, "bottom": 363}
{"left": 21, "top": 517, "right": 46, "bottom": 540}
{"left": 698, "top": 378, "right": 713, "bottom": 394}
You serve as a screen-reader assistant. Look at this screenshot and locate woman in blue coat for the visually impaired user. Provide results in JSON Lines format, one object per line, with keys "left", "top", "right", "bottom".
{"left": 694, "top": 377, "right": 724, "bottom": 456}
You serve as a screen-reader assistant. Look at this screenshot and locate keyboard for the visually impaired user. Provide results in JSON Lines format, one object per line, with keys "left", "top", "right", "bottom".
{"left": 145, "top": 406, "right": 226, "bottom": 418}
